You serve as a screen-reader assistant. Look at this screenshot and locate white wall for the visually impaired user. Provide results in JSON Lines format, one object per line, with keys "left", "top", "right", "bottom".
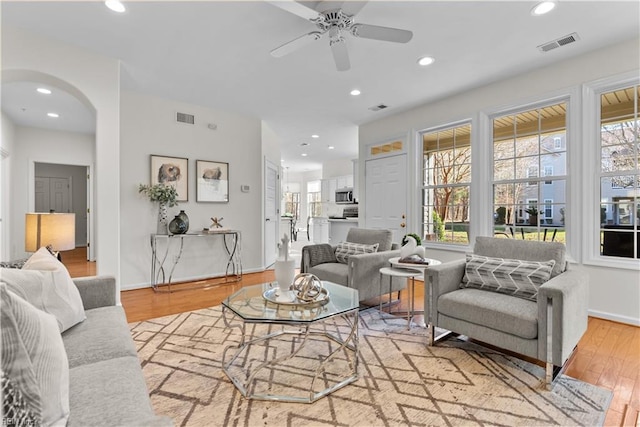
{"left": 3, "top": 26, "right": 120, "bottom": 287}
{"left": 323, "top": 158, "right": 353, "bottom": 179}
{"left": 34, "top": 162, "right": 89, "bottom": 247}
{"left": 9, "top": 126, "right": 94, "bottom": 259}
{"left": 0, "top": 113, "right": 16, "bottom": 261}
{"left": 119, "top": 90, "right": 263, "bottom": 289}
{"left": 359, "top": 37, "right": 640, "bottom": 325}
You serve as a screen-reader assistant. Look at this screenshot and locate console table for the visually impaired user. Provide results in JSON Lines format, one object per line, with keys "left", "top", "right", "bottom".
{"left": 150, "top": 230, "right": 242, "bottom": 292}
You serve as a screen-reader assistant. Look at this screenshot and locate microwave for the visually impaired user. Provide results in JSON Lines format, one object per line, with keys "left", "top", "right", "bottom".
{"left": 335, "top": 188, "right": 355, "bottom": 204}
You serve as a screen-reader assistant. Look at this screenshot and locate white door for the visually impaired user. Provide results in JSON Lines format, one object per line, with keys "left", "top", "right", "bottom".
{"left": 264, "top": 161, "right": 279, "bottom": 268}
{"left": 35, "top": 177, "right": 71, "bottom": 213}
{"left": 365, "top": 154, "right": 408, "bottom": 241}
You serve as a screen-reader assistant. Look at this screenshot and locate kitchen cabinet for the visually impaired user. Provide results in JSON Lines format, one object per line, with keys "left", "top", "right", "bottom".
{"left": 321, "top": 179, "right": 336, "bottom": 203}
{"left": 311, "top": 217, "right": 329, "bottom": 244}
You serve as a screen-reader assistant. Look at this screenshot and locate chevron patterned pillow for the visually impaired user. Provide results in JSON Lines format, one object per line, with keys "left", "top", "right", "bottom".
{"left": 335, "top": 242, "right": 379, "bottom": 264}
{"left": 461, "top": 254, "right": 556, "bottom": 301}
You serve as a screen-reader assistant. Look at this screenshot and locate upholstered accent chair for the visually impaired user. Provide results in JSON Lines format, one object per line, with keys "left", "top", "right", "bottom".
{"left": 300, "top": 228, "right": 404, "bottom": 302}
{"left": 424, "top": 236, "right": 589, "bottom": 387}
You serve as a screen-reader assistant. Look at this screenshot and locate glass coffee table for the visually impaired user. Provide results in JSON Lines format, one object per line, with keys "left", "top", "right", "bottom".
{"left": 221, "top": 281, "right": 359, "bottom": 403}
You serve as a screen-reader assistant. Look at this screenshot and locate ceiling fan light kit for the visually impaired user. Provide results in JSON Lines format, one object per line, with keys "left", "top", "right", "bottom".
{"left": 268, "top": 0, "right": 413, "bottom": 71}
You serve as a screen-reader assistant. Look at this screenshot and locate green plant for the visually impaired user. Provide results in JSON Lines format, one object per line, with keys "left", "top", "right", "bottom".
{"left": 138, "top": 183, "right": 178, "bottom": 207}
{"left": 402, "top": 233, "right": 422, "bottom": 246}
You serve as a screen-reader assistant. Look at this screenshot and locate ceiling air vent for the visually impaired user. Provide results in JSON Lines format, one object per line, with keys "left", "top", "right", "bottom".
{"left": 538, "top": 32, "right": 580, "bottom": 53}
{"left": 368, "top": 104, "right": 388, "bottom": 112}
{"left": 176, "top": 112, "right": 195, "bottom": 125}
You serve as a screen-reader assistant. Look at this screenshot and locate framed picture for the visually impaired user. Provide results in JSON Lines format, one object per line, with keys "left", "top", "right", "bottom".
{"left": 150, "top": 155, "right": 188, "bottom": 202}
{"left": 196, "top": 160, "right": 229, "bottom": 203}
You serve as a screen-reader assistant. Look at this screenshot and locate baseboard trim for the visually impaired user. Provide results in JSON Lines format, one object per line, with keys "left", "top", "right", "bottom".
{"left": 120, "top": 266, "right": 265, "bottom": 291}
{"left": 588, "top": 309, "right": 640, "bottom": 327}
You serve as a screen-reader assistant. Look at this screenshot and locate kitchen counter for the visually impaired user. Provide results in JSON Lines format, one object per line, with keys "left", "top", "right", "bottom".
{"left": 327, "top": 217, "right": 359, "bottom": 222}
{"left": 328, "top": 218, "right": 359, "bottom": 243}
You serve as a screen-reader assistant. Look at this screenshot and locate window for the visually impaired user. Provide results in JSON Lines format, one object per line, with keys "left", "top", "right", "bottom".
{"left": 492, "top": 101, "right": 567, "bottom": 241}
{"left": 307, "top": 180, "right": 322, "bottom": 218}
{"left": 420, "top": 122, "right": 471, "bottom": 244}
{"left": 283, "top": 191, "right": 300, "bottom": 219}
{"left": 598, "top": 84, "right": 639, "bottom": 259}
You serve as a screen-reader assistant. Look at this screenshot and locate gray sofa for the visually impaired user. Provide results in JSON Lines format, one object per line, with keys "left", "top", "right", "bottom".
{"left": 64, "top": 276, "right": 172, "bottom": 426}
{"left": 425, "top": 236, "right": 589, "bottom": 386}
{"left": 301, "top": 228, "right": 405, "bottom": 302}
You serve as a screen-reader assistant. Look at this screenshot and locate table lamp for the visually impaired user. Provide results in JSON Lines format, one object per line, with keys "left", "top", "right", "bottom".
{"left": 25, "top": 212, "right": 76, "bottom": 260}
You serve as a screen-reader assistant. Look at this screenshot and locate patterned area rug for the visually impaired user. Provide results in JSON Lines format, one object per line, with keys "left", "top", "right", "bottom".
{"left": 130, "top": 307, "right": 611, "bottom": 426}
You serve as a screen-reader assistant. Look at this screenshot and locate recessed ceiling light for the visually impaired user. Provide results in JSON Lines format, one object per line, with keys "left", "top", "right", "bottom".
{"left": 311, "top": 134, "right": 319, "bottom": 139}
{"left": 350, "top": 89, "right": 361, "bottom": 96}
{"left": 417, "top": 56, "right": 435, "bottom": 66}
{"left": 531, "top": 1, "right": 556, "bottom": 16}
{"left": 301, "top": 153, "right": 308, "bottom": 157}
{"left": 105, "top": 0, "right": 126, "bottom": 13}
{"left": 47, "top": 113, "right": 59, "bottom": 118}
{"left": 37, "top": 88, "right": 52, "bottom": 95}
{"left": 328, "top": 146, "right": 335, "bottom": 150}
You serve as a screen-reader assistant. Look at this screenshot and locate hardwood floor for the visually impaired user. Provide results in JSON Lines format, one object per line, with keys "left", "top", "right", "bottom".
{"left": 63, "top": 247, "right": 639, "bottom": 426}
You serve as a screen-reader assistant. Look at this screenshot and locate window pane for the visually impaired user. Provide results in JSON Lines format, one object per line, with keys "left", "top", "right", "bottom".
{"left": 493, "top": 101, "right": 566, "bottom": 242}
{"left": 421, "top": 122, "right": 471, "bottom": 244}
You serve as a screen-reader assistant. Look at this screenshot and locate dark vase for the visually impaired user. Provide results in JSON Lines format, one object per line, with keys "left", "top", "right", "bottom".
{"left": 168, "top": 215, "right": 187, "bottom": 234}
{"left": 177, "top": 210, "right": 189, "bottom": 232}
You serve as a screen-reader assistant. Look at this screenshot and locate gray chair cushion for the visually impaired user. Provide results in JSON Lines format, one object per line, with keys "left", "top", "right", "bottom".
{"left": 438, "top": 288, "right": 538, "bottom": 339}
{"left": 474, "top": 236, "right": 566, "bottom": 277}
{"left": 345, "top": 228, "right": 393, "bottom": 252}
{"left": 68, "top": 357, "right": 157, "bottom": 427}
{"left": 62, "top": 306, "right": 137, "bottom": 369}
{"left": 308, "top": 263, "right": 349, "bottom": 287}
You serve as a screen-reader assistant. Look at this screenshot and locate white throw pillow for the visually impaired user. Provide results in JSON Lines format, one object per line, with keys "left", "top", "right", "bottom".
{"left": 335, "top": 241, "right": 380, "bottom": 264}
{"left": 1, "top": 283, "right": 70, "bottom": 426}
{"left": 1, "top": 247, "right": 86, "bottom": 332}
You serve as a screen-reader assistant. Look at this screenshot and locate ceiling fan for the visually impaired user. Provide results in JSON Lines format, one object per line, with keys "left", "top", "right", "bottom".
{"left": 267, "top": 0, "right": 413, "bottom": 71}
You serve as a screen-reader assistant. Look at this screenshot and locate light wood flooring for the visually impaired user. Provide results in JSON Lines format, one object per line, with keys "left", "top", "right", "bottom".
{"left": 63, "top": 247, "right": 639, "bottom": 426}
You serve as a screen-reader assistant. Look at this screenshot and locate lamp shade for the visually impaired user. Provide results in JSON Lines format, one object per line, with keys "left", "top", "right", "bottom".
{"left": 25, "top": 213, "right": 76, "bottom": 252}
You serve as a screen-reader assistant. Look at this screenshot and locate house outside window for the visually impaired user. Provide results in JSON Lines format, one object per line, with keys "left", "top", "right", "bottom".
{"left": 420, "top": 122, "right": 471, "bottom": 244}
{"left": 492, "top": 101, "right": 567, "bottom": 241}
{"left": 598, "top": 84, "right": 639, "bottom": 259}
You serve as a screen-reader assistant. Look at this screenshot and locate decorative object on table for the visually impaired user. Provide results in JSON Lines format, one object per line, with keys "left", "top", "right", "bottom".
{"left": 399, "top": 234, "right": 425, "bottom": 261}
{"left": 24, "top": 211, "right": 76, "bottom": 261}
{"left": 168, "top": 215, "right": 188, "bottom": 235}
{"left": 177, "top": 210, "right": 189, "bottom": 232}
{"left": 401, "top": 233, "right": 422, "bottom": 246}
{"left": 196, "top": 159, "right": 229, "bottom": 203}
{"left": 138, "top": 183, "right": 178, "bottom": 234}
{"left": 150, "top": 155, "right": 188, "bottom": 202}
{"left": 274, "top": 234, "right": 296, "bottom": 287}
{"left": 290, "top": 273, "right": 325, "bottom": 302}
{"left": 209, "top": 217, "right": 224, "bottom": 229}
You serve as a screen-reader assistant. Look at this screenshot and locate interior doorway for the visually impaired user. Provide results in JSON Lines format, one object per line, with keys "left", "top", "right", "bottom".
{"left": 34, "top": 162, "right": 90, "bottom": 259}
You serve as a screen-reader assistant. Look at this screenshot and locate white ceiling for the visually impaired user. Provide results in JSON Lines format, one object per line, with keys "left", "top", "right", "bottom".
{"left": 2, "top": 1, "right": 639, "bottom": 172}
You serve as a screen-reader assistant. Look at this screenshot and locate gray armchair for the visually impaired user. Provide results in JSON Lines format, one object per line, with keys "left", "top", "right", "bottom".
{"left": 425, "top": 236, "right": 588, "bottom": 387}
{"left": 301, "top": 228, "right": 404, "bottom": 302}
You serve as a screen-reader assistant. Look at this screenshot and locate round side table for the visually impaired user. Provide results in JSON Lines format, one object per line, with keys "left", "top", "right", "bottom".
{"left": 379, "top": 257, "right": 441, "bottom": 329}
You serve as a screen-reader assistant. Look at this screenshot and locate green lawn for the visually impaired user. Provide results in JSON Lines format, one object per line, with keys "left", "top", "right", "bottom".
{"left": 435, "top": 224, "right": 566, "bottom": 244}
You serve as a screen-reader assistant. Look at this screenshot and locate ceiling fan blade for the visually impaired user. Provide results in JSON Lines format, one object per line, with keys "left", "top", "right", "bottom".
{"left": 351, "top": 23, "right": 413, "bottom": 43}
{"left": 330, "top": 38, "right": 350, "bottom": 71}
{"left": 266, "top": 0, "right": 320, "bottom": 21}
{"left": 271, "top": 31, "right": 323, "bottom": 58}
